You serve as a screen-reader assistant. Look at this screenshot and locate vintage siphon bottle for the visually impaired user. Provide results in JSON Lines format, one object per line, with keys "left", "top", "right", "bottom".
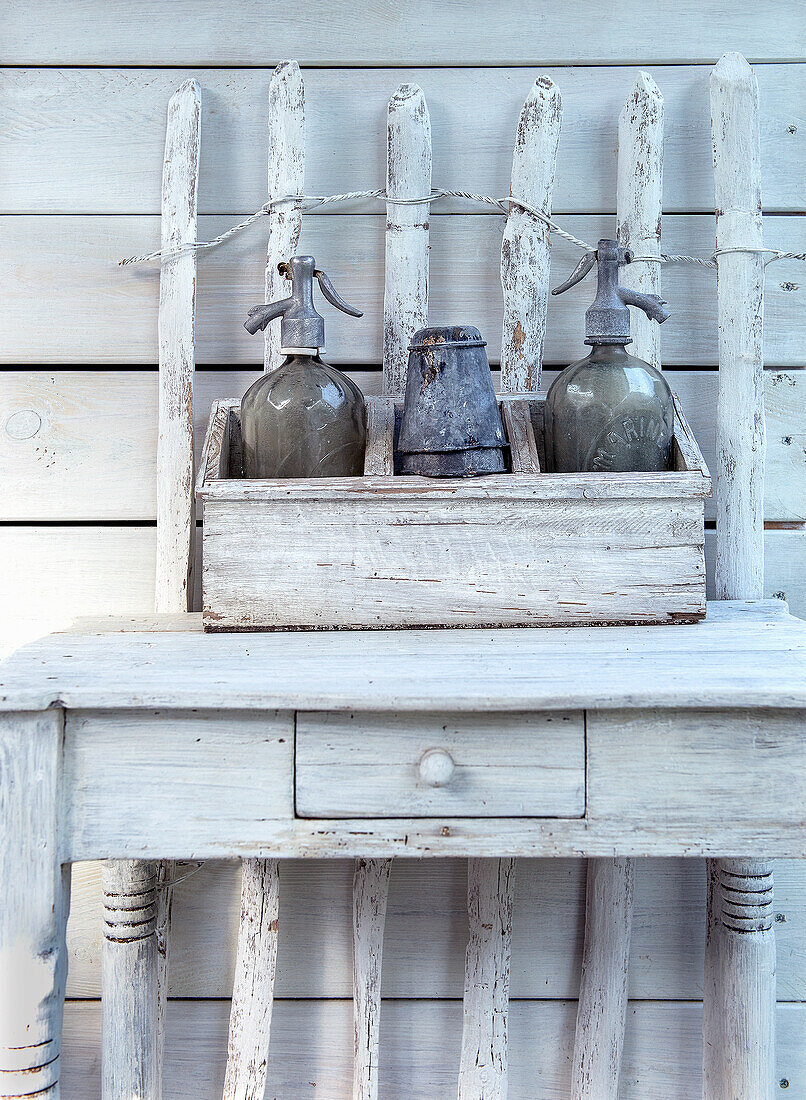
{"left": 545, "top": 239, "right": 673, "bottom": 473}
{"left": 241, "top": 256, "right": 367, "bottom": 478}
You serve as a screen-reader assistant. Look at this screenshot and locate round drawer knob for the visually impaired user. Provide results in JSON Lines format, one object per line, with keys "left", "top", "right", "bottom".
{"left": 418, "top": 748, "right": 455, "bottom": 788}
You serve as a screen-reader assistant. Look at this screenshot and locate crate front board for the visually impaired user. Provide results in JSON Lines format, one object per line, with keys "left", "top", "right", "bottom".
{"left": 197, "top": 395, "right": 710, "bottom": 630}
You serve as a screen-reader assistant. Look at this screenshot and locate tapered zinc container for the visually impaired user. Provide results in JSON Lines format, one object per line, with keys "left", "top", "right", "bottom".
{"left": 397, "top": 326, "right": 507, "bottom": 477}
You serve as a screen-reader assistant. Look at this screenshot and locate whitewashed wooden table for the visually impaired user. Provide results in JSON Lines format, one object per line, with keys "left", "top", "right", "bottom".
{"left": 1, "top": 599, "right": 805, "bottom": 1098}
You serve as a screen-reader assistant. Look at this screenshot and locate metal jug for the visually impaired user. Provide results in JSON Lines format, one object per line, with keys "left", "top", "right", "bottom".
{"left": 397, "top": 325, "right": 507, "bottom": 477}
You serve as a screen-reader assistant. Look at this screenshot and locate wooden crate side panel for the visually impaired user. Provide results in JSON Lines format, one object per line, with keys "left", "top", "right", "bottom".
{"left": 201, "top": 496, "right": 706, "bottom": 628}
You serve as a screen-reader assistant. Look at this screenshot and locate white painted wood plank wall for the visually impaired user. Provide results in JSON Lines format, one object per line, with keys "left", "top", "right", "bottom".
{"left": 1, "top": 2, "right": 804, "bottom": 1094}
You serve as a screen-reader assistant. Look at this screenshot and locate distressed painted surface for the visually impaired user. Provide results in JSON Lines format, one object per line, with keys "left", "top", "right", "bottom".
{"left": 500, "top": 77, "right": 561, "bottom": 392}
{"left": 382, "top": 84, "right": 431, "bottom": 395}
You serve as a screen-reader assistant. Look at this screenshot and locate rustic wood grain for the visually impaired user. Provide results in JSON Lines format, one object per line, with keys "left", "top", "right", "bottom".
{"left": 382, "top": 84, "right": 431, "bottom": 395}
{"left": 500, "top": 76, "right": 561, "bottom": 392}
{"left": 352, "top": 858, "right": 391, "bottom": 1100}
{"left": 705, "top": 52, "right": 777, "bottom": 1100}
{"left": 222, "top": 859, "right": 280, "bottom": 1100}
{"left": 4, "top": 602, "right": 804, "bottom": 718}
{"left": 5, "top": 1, "right": 802, "bottom": 66}
{"left": 3, "top": 369, "right": 803, "bottom": 522}
{"left": 2, "top": 66, "right": 804, "bottom": 216}
{"left": 4, "top": 215, "right": 805, "bottom": 366}
{"left": 458, "top": 858, "right": 516, "bottom": 1100}
{"left": 0, "top": 710, "right": 69, "bottom": 1099}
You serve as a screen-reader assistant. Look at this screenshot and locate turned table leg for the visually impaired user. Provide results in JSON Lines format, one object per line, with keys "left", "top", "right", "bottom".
{"left": 102, "top": 860, "right": 160, "bottom": 1100}
{"left": 703, "top": 859, "right": 776, "bottom": 1100}
{"left": 0, "top": 711, "right": 70, "bottom": 1100}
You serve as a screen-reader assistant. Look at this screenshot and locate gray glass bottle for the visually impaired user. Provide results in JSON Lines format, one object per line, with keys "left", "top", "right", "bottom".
{"left": 545, "top": 240, "right": 673, "bottom": 473}
{"left": 241, "top": 256, "right": 366, "bottom": 478}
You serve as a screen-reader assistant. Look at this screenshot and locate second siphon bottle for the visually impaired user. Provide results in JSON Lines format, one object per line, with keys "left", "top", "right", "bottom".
{"left": 545, "top": 239, "right": 673, "bottom": 474}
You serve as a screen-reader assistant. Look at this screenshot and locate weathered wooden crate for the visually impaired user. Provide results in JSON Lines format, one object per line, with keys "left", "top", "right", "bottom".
{"left": 197, "top": 390, "right": 710, "bottom": 630}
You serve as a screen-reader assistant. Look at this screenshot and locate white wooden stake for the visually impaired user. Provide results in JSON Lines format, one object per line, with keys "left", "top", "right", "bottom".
{"left": 458, "top": 858, "right": 515, "bottom": 1100}
{"left": 570, "top": 858, "right": 635, "bottom": 1100}
{"left": 705, "top": 52, "right": 775, "bottom": 1100}
{"left": 711, "top": 51, "right": 766, "bottom": 600}
{"left": 617, "top": 71, "right": 664, "bottom": 371}
{"left": 264, "top": 60, "right": 305, "bottom": 374}
{"left": 382, "top": 83, "right": 431, "bottom": 395}
{"left": 102, "top": 78, "right": 201, "bottom": 1100}
{"left": 500, "top": 77, "right": 562, "bottom": 393}
{"left": 570, "top": 72, "right": 663, "bottom": 1100}
{"left": 223, "top": 60, "right": 303, "bottom": 1094}
{"left": 223, "top": 859, "right": 280, "bottom": 1100}
{"left": 156, "top": 77, "right": 200, "bottom": 614}
{"left": 0, "top": 710, "right": 69, "bottom": 1100}
{"left": 352, "top": 858, "right": 392, "bottom": 1100}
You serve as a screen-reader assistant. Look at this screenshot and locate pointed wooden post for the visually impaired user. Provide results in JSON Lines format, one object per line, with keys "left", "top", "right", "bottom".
{"left": 458, "top": 859, "right": 516, "bottom": 1100}
{"left": 456, "top": 75, "right": 560, "bottom": 1100}
{"left": 617, "top": 71, "right": 664, "bottom": 373}
{"left": 264, "top": 60, "right": 305, "bottom": 374}
{"left": 102, "top": 77, "right": 200, "bottom": 1100}
{"left": 352, "top": 858, "right": 392, "bottom": 1100}
{"left": 704, "top": 52, "right": 775, "bottom": 1100}
{"left": 570, "top": 858, "right": 635, "bottom": 1099}
{"left": 223, "top": 860, "right": 280, "bottom": 1100}
{"left": 223, "top": 60, "right": 303, "bottom": 1097}
{"left": 500, "top": 76, "right": 562, "bottom": 393}
{"left": 570, "top": 71, "right": 662, "bottom": 1100}
{"left": 382, "top": 83, "right": 431, "bottom": 395}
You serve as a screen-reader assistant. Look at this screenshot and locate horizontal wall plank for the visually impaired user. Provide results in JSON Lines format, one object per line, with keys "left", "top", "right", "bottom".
{"left": 1, "top": 215, "right": 804, "bottom": 366}
{"left": 61, "top": 998, "right": 806, "bottom": 1099}
{"left": 5, "top": 1, "right": 804, "bottom": 66}
{"left": 64, "top": 857, "right": 806, "bottom": 1000}
{"left": 3, "top": 369, "right": 804, "bottom": 521}
{"left": 1, "top": 65, "right": 803, "bottom": 214}
{"left": 1, "top": 527, "right": 803, "bottom": 658}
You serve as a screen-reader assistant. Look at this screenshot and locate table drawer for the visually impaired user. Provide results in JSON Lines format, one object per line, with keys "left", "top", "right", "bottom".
{"left": 295, "top": 711, "right": 585, "bottom": 818}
